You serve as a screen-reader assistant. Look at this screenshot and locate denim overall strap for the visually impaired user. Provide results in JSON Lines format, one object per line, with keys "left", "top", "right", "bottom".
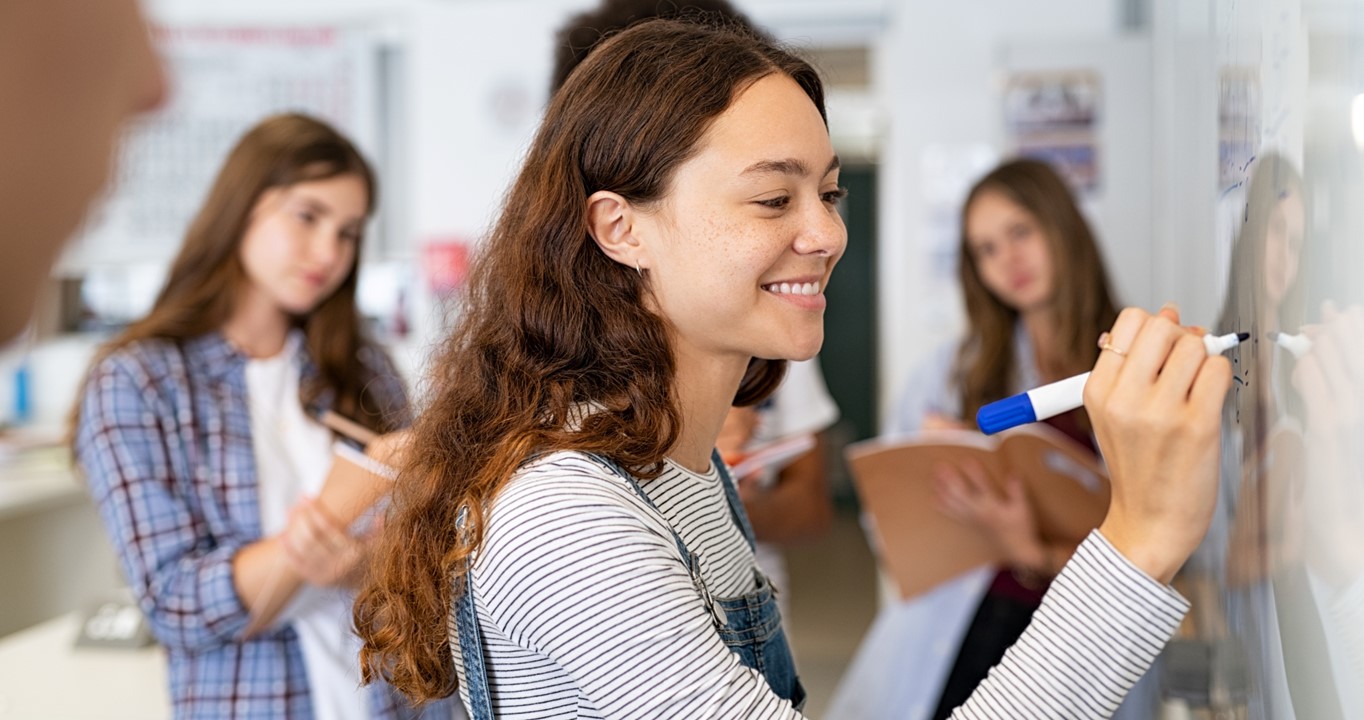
{"left": 454, "top": 453, "right": 802, "bottom": 713}
{"left": 711, "top": 449, "right": 757, "bottom": 552}
{"left": 584, "top": 454, "right": 735, "bottom": 628}
{"left": 584, "top": 454, "right": 693, "bottom": 565}
{"left": 453, "top": 506, "right": 496, "bottom": 720}
{"left": 582, "top": 453, "right": 803, "bottom": 706}
{"left": 710, "top": 451, "right": 806, "bottom": 709}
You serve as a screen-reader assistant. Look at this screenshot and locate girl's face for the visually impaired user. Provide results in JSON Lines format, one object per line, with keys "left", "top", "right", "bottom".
{"left": 1264, "top": 190, "right": 1304, "bottom": 304}
{"left": 237, "top": 174, "right": 368, "bottom": 317}
{"left": 964, "top": 189, "right": 1056, "bottom": 314}
{"left": 635, "top": 74, "right": 846, "bottom": 363}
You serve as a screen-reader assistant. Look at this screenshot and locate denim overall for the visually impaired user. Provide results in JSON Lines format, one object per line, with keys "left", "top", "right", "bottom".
{"left": 453, "top": 450, "right": 806, "bottom": 718}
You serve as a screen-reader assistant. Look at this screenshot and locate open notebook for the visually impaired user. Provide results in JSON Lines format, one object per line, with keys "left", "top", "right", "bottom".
{"left": 847, "top": 424, "right": 1109, "bottom": 599}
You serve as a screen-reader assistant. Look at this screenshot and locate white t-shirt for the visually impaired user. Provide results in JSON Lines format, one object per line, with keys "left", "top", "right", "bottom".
{"left": 245, "top": 333, "right": 370, "bottom": 720}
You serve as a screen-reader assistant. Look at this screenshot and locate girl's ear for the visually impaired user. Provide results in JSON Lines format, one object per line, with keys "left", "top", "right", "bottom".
{"left": 586, "top": 190, "right": 652, "bottom": 272}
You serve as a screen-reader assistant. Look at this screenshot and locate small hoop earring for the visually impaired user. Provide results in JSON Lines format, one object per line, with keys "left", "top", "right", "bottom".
{"left": 635, "top": 260, "right": 643, "bottom": 277}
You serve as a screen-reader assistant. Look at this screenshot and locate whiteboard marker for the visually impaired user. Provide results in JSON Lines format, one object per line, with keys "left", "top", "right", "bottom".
{"left": 976, "top": 332, "right": 1250, "bottom": 435}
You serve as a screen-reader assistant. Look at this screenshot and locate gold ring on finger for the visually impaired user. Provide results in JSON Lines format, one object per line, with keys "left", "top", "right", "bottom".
{"left": 1100, "top": 341, "right": 1127, "bottom": 357}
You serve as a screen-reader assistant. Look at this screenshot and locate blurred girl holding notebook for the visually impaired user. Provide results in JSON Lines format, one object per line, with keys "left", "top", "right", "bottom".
{"left": 885, "top": 158, "right": 1132, "bottom": 719}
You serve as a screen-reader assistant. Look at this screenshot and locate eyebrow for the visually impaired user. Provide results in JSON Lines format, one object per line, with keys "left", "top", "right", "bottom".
{"left": 741, "top": 156, "right": 841, "bottom": 177}
{"left": 290, "top": 193, "right": 365, "bottom": 227}
{"left": 294, "top": 196, "right": 330, "bottom": 213}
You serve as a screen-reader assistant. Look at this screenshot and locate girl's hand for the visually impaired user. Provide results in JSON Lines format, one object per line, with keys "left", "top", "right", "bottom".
{"left": 280, "top": 497, "right": 373, "bottom": 588}
{"left": 1085, "top": 306, "right": 1232, "bottom": 584}
{"left": 934, "top": 460, "right": 1045, "bottom": 570}
{"left": 922, "top": 413, "right": 969, "bottom": 432}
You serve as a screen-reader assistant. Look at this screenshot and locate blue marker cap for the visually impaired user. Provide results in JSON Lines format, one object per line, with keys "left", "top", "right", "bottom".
{"left": 976, "top": 393, "right": 1036, "bottom": 436}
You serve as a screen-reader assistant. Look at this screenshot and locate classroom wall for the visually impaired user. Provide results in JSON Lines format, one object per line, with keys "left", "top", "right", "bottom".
{"left": 20, "top": 0, "right": 889, "bottom": 424}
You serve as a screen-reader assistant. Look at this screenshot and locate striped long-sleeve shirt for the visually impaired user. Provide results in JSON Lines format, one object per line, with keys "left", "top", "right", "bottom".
{"left": 451, "top": 450, "right": 1189, "bottom": 719}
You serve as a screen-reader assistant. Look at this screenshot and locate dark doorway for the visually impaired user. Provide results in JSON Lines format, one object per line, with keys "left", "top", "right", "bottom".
{"left": 819, "top": 163, "right": 878, "bottom": 506}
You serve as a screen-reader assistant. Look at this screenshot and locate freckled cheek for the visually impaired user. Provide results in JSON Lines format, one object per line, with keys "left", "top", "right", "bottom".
{"left": 731, "top": 229, "right": 783, "bottom": 275}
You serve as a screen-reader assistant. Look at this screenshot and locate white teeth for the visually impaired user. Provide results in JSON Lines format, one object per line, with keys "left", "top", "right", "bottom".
{"left": 763, "top": 281, "right": 821, "bottom": 295}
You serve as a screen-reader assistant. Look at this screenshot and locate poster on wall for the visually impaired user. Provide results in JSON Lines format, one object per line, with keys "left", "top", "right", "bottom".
{"left": 64, "top": 25, "right": 385, "bottom": 272}
{"left": 1003, "top": 71, "right": 1101, "bottom": 194}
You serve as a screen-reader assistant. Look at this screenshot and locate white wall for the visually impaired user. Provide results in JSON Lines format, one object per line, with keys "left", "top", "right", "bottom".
{"left": 999, "top": 37, "right": 1154, "bottom": 312}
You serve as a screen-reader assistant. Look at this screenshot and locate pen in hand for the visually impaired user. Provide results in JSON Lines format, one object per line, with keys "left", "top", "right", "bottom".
{"left": 320, "top": 409, "right": 378, "bottom": 449}
{"left": 977, "top": 332, "right": 1250, "bottom": 435}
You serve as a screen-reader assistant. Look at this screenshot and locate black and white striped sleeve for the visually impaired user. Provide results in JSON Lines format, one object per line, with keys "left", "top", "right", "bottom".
{"left": 952, "top": 531, "right": 1190, "bottom": 719}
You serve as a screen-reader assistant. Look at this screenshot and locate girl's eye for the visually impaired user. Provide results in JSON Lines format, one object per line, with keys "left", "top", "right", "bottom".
{"left": 757, "top": 196, "right": 791, "bottom": 210}
{"left": 822, "top": 187, "right": 849, "bottom": 206}
{"left": 297, "top": 210, "right": 317, "bottom": 224}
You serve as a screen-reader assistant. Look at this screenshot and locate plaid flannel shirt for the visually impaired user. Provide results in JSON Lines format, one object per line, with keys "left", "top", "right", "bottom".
{"left": 75, "top": 331, "right": 447, "bottom": 719}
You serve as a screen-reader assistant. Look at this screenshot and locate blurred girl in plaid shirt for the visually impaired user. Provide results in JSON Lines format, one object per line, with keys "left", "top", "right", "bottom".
{"left": 73, "top": 113, "right": 452, "bottom": 720}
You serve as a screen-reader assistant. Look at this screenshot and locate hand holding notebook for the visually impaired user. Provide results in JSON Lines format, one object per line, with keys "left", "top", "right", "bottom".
{"left": 848, "top": 424, "right": 1109, "bottom": 599}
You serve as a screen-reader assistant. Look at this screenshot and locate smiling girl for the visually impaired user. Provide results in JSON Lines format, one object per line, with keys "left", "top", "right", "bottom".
{"left": 357, "top": 21, "right": 1231, "bottom": 719}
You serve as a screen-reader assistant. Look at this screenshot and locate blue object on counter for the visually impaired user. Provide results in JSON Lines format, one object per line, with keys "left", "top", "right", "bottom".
{"left": 14, "top": 361, "right": 30, "bottom": 424}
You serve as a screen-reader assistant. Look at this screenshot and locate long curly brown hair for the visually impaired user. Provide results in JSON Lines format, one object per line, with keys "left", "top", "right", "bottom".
{"left": 956, "top": 158, "right": 1119, "bottom": 422}
{"left": 354, "top": 19, "right": 826, "bottom": 704}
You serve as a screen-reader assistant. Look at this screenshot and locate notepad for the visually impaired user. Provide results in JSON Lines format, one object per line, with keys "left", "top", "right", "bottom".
{"left": 847, "top": 424, "right": 1109, "bottom": 599}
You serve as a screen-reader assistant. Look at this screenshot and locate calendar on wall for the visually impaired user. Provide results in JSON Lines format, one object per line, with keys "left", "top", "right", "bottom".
{"left": 61, "top": 24, "right": 386, "bottom": 272}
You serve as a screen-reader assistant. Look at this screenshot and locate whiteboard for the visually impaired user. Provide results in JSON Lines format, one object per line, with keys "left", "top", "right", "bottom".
{"left": 1152, "top": 0, "right": 1364, "bottom": 716}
